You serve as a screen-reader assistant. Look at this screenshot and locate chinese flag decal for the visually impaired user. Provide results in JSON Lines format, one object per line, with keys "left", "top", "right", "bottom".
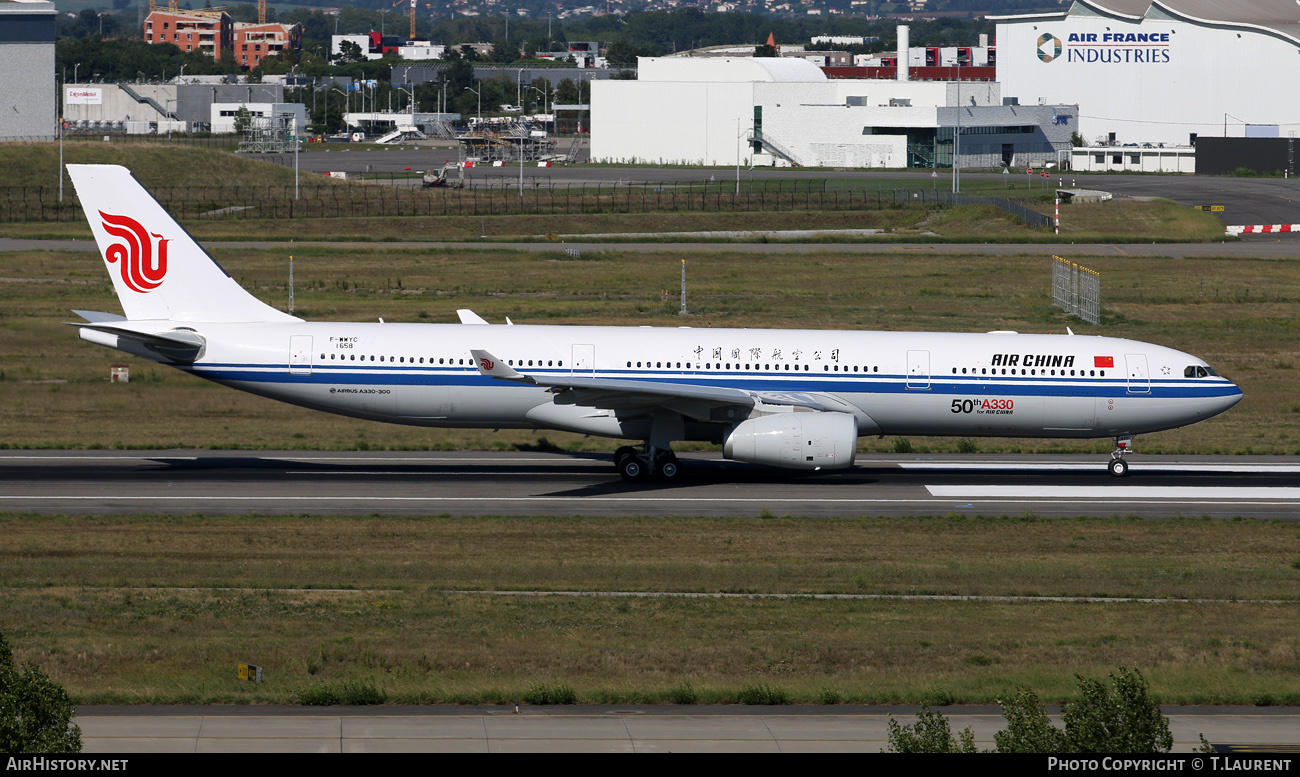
{"left": 1094, "top": 356, "right": 1115, "bottom": 368}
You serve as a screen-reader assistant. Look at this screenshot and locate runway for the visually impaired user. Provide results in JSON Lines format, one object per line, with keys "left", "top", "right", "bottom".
{"left": 4, "top": 450, "right": 1299, "bottom": 519}
{"left": 74, "top": 704, "right": 1300, "bottom": 753}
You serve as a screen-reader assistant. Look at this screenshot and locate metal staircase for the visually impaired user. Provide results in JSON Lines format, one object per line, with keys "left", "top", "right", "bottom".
{"left": 118, "top": 83, "right": 178, "bottom": 120}
{"left": 747, "top": 130, "right": 801, "bottom": 167}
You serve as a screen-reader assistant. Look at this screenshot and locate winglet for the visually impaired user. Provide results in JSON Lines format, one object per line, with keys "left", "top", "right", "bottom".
{"left": 470, "top": 350, "right": 534, "bottom": 383}
{"left": 457, "top": 309, "right": 490, "bottom": 325}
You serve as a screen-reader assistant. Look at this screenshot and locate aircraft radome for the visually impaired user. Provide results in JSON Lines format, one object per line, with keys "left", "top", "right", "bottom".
{"left": 66, "top": 164, "right": 1243, "bottom": 481}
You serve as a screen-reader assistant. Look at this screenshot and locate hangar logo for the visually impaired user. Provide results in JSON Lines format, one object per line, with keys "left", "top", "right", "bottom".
{"left": 1037, "top": 33, "right": 1063, "bottom": 62}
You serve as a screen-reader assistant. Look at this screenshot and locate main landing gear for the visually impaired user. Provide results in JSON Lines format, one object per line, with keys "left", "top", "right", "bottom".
{"left": 1108, "top": 435, "right": 1133, "bottom": 477}
{"left": 615, "top": 445, "right": 681, "bottom": 482}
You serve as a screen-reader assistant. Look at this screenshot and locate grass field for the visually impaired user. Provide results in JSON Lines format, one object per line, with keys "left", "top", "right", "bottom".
{"left": 4, "top": 512, "right": 1297, "bottom": 705}
{"left": 1, "top": 142, "right": 1229, "bottom": 243}
{"left": 3, "top": 143, "right": 1295, "bottom": 708}
{"left": 0, "top": 245, "right": 1295, "bottom": 453}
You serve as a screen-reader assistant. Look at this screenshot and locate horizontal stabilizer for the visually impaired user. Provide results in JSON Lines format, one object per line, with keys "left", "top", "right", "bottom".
{"left": 72, "top": 309, "right": 127, "bottom": 323}
{"left": 457, "top": 309, "right": 490, "bottom": 325}
{"left": 72, "top": 322, "right": 206, "bottom": 362}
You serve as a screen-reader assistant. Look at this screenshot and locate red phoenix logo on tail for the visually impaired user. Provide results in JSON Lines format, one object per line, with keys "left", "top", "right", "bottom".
{"left": 99, "top": 211, "right": 169, "bottom": 293}
{"left": 479, "top": 357, "right": 495, "bottom": 371}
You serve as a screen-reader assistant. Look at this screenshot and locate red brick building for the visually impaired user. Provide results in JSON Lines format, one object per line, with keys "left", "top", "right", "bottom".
{"left": 144, "top": 11, "right": 300, "bottom": 70}
{"left": 233, "top": 22, "right": 302, "bottom": 69}
{"left": 144, "top": 9, "right": 232, "bottom": 60}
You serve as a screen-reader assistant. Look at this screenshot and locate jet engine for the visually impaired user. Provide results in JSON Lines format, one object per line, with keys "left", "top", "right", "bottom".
{"left": 723, "top": 412, "right": 857, "bottom": 470}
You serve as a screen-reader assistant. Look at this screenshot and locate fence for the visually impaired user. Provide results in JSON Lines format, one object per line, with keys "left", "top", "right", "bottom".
{"left": 1051, "top": 255, "right": 1101, "bottom": 325}
{"left": 0, "top": 179, "right": 1055, "bottom": 226}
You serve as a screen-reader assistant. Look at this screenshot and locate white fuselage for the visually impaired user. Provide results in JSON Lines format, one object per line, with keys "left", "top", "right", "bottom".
{"left": 98, "top": 320, "right": 1243, "bottom": 444}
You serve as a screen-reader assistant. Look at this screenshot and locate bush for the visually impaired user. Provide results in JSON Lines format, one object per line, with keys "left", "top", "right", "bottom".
{"left": 296, "top": 684, "right": 340, "bottom": 706}
{"left": 893, "top": 437, "right": 914, "bottom": 454}
{"left": 523, "top": 684, "right": 577, "bottom": 705}
{"left": 995, "top": 668, "right": 1172, "bottom": 753}
{"left": 891, "top": 668, "right": 1178, "bottom": 753}
{"left": 296, "top": 680, "right": 385, "bottom": 706}
{"left": 737, "top": 683, "right": 788, "bottom": 705}
{"left": 0, "top": 633, "right": 82, "bottom": 753}
{"left": 886, "top": 707, "right": 978, "bottom": 753}
{"left": 668, "top": 684, "right": 698, "bottom": 705}
{"left": 1061, "top": 668, "right": 1172, "bottom": 753}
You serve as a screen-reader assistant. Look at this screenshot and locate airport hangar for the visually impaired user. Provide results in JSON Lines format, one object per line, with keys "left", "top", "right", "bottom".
{"left": 590, "top": 56, "right": 1076, "bottom": 170}
{"left": 993, "top": 0, "right": 1300, "bottom": 148}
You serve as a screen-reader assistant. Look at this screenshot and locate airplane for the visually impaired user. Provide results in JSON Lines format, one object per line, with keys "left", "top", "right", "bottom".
{"left": 66, "top": 164, "right": 1243, "bottom": 481}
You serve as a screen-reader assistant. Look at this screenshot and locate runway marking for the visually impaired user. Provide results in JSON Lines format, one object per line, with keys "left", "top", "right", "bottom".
{"left": 927, "top": 486, "right": 1300, "bottom": 500}
{"left": 0, "top": 455, "right": 581, "bottom": 463}
{"left": 455, "top": 590, "right": 1292, "bottom": 604}
{"left": 4, "top": 495, "right": 1300, "bottom": 507}
{"left": 901, "top": 462, "right": 1300, "bottom": 473}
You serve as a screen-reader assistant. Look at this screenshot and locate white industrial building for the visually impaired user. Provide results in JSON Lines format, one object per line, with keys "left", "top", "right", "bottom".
{"left": 62, "top": 81, "right": 291, "bottom": 134}
{"left": 1, "top": 0, "right": 55, "bottom": 140}
{"left": 592, "top": 55, "right": 1075, "bottom": 169}
{"left": 210, "top": 102, "right": 306, "bottom": 135}
{"left": 993, "top": 0, "right": 1300, "bottom": 147}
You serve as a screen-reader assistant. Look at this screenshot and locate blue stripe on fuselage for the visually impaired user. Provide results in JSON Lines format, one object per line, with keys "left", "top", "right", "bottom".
{"left": 183, "top": 364, "right": 1242, "bottom": 400}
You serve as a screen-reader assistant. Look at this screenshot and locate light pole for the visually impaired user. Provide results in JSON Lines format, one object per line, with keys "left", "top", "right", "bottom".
{"left": 465, "top": 84, "right": 480, "bottom": 124}
{"left": 165, "top": 98, "right": 176, "bottom": 138}
{"left": 952, "top": 57, "right": 962, "bottom": 194}
{"left": 58, "top": 72, "right": 63, "bottom": 202}
{"left": 735, "top": 117, "right": 742, "bottom": 195}
{"left": 331, "top": 86, "right": 348, "bottom": 132}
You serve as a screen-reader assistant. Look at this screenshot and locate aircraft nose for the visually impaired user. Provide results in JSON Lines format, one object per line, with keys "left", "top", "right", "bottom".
{"left": 1212, "top": 382, "right": 1244, "bottom": 416}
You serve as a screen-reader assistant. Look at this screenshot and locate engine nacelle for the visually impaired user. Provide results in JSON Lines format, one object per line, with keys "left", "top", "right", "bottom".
{"left": 723, "top": 412, "right": 858, "bottom": 471}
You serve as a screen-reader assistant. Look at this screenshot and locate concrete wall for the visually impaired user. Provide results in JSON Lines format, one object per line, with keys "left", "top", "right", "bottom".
{"left": 2, "top": 43, "right": 55, "bottom": 139}
{"left": 63, "top": 83, "right": 286, "bottom": 131}
{"left": 1, "top": 0, "right": 56, "bottom": 140}
{"left": 592, "top": 72, "right": 1015, "bottom": 168}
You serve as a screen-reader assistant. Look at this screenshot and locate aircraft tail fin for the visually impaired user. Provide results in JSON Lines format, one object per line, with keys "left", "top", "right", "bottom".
{"left": 66, "top": 164, "right": 299, "bottom": 323}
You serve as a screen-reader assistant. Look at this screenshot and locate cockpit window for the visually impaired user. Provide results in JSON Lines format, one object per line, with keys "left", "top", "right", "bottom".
{"left": 1184, "top": 365, "right": 1214, "bottom": 378}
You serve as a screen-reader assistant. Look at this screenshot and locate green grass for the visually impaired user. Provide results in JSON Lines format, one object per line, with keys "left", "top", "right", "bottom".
{"left": 2, "top": 512, "right": 1297, "bottom": 705}
{"left": 0, "top": 141, "right": 1228, "bottom": 243}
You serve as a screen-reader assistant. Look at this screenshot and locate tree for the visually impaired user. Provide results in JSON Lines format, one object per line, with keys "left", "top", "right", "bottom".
{"left": 885, "top": 707, "right": 978, "bottom": 753}
{"left": 993, "top": 687, "right": 1067, "bottom": 753}
{"left": 1060, "top": 668, "right": 1173, "bottom": 753}
{"left": 335, "top": 40, "right": 364, "bottom": 64}
{"left": 887, "top": 669, "right": 1179, "bottom": 753}
{"left": 0, "top": 633, "right": 82, "bottom": 754}
{"left": 233, "top": 105, "right": 252, "bottom": 135}
{"left": 754, "top": 43, "right": 777, "bottom": 58}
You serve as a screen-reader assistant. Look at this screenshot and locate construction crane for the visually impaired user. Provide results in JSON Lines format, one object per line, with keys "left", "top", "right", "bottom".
{"left": 258, "top": 0, "right": 265, "bottom": 25}
{"left": 390, "top": 0, "right": 417, "bottom": 42}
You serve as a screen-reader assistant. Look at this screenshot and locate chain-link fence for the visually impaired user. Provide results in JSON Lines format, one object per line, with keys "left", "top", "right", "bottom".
{"left": 0, "top": 179, "right": 1055, "bottom": 226}
{"left": 1051, "top": 255, "right": 1101, "bottom": 325}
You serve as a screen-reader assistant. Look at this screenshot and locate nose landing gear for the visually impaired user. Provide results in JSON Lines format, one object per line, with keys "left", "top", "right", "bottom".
{"left": 1108, "top": 435, "right": 1133, "bottom": 477}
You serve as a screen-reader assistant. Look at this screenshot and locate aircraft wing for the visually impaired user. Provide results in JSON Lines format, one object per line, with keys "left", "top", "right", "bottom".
{"left": 470, "top": 349, "right": 826, "bottom": 419}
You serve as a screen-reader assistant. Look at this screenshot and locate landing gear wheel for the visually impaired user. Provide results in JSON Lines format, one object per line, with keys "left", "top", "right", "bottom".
{"left": 614, "top": 446, "right": 638, "bottom": 468}
{"left": 657, "top": 456, "right": 681, "bottom": 481}
{"left": 619, "top": 455, "right": 647, "bottom": 481}
{"left": 1108, "top": 457, "right": 1129, "bottom": 478}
